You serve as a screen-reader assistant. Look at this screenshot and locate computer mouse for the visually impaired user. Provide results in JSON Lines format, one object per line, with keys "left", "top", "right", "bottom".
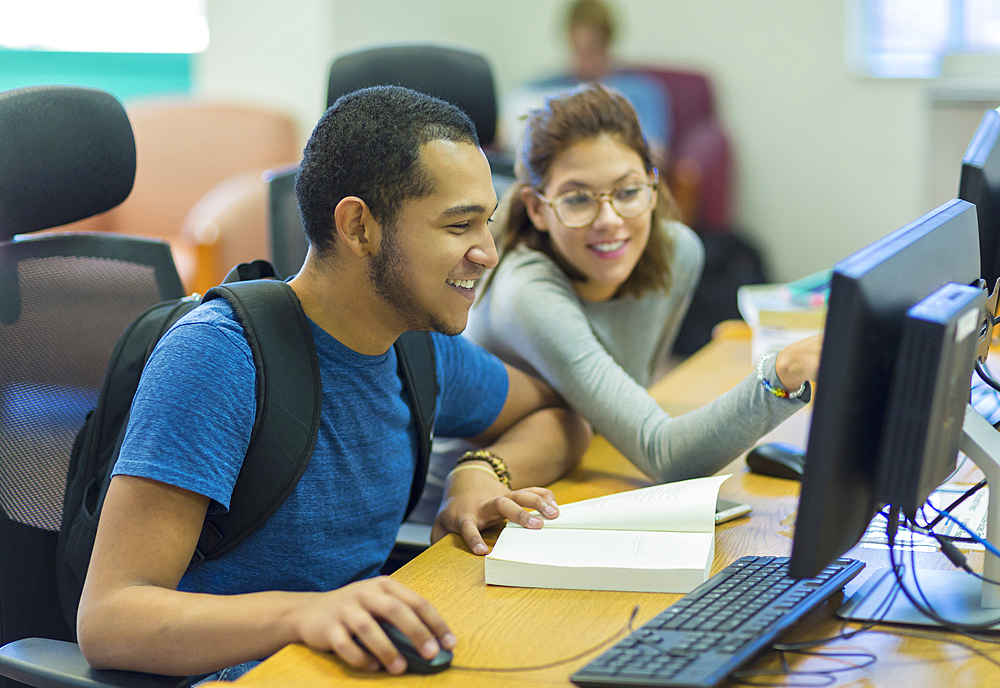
{"left": 378, "top": 621, "right": 453, "bottom": 674}
{"left": 745, "top": 442, "right": 806, "bottom": 480}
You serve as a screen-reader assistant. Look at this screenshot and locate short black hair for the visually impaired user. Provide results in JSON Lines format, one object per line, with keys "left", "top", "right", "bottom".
{"left": 295, "top": 85, "right": 479, "bottom": 255}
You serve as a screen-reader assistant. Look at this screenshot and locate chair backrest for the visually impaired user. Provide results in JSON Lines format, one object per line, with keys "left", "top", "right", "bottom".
{"left": 621, "top": 67, "right": 716, "bottom": 146}
{"left": 0, "top": 86, "right": 185, "bottom": 660}
{"left": 325, "top": 45, "right": 516, "bottom": 204}
{"left": 327, "top": 45, "right": 498, "bottom": 148}
{"left": 0, "top": 86, "right": 136, "bottom": 241}
{"left": 264, "top": 165, "right": 310, "bottom": 280}
{"left": 621, "top": 66, "right": 732, "bottom": 231}
{"left": 112, "top": 102, "right": 300, "bottom": 242}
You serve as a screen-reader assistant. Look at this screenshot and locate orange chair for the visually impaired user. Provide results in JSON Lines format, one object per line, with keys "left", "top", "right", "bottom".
{"left": 64, "top": 101, "right": 300, "bottom": 293}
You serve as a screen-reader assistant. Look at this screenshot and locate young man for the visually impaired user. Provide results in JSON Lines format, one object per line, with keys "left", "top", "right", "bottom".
{"left": 76, "top": 86, "right": 589, "bottom": 680}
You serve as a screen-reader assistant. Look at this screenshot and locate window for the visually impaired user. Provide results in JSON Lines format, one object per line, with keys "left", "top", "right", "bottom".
{"left": 858, "top": 0, "right": 1000, "bottom": 77}
{"left": 0, "top": 0, "right": 207, "bottom": 100}
{"left": 0, "top": 0, "right": 208, "bottom": 53}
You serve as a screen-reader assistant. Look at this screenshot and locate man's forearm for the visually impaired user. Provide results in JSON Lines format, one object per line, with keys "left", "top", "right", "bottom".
{"left": 481, "top": 407, "right": 591, "bottom": 488}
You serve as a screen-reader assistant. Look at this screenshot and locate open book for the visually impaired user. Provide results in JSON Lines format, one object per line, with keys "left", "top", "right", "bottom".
{"left": 485, "top": 475, "right": 730, "bottom": 594}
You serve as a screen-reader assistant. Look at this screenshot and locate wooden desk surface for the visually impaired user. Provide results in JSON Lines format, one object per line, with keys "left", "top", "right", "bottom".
{"left": 230, "top": 323, "right": 1000, "bottom": 687}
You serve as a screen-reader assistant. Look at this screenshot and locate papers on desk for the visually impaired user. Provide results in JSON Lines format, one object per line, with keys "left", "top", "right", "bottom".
{"left": 737, "top": 280, "right": 827, "bottom": 363}
{"left": 485, "top": 475, "right": 728, "bottom": 593}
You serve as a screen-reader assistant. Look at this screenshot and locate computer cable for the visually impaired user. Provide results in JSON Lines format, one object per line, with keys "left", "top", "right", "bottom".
{"left": 924, "top": 503, "right": 1000, "bottom": 561}
{"left": 730, "top": 646, "right": 877, "bottom": 688}
{"left": 618, "top": 603, "right": 879, "bottom": 688}
{"left": 975, "top": 358, "right": 1000, "bottom": 393}
{"left": 898, "top": 537, "right": 1000, "bottom": 645}
{"left": 910, "top": 479, "right": 988, "bottom": 545}
{"left": 919, "top": 504, "right": 1000, "bottom": 593}
{"left": 448, "top": 605, "right": 638, "bottom": 673}
{"left": 886, "top": 512, "right": 1000, "bottom": 636}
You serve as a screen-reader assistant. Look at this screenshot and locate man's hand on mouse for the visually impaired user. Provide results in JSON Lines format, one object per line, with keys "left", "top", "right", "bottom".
{"left": 292, "top": 576, "right": 456, "bottom": 675}
{"left": 432, "top": 463, "right": 560, "bottom": 554}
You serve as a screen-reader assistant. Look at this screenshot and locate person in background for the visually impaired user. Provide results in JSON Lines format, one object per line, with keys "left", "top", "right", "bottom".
{"left": 414, "top": 84, "right": 819, "bottom": 523}
{"left": 501, "top": 0, "right": 672, "bottom": 164}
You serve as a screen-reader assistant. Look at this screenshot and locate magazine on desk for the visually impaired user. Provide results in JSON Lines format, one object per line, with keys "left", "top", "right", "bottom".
{"left": 485, "top": 475, "right": 730, "bottom": 594}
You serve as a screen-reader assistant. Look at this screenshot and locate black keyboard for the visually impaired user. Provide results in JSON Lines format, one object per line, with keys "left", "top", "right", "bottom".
{"left": 571, "top": 555, "right": 864, "bottom": 688}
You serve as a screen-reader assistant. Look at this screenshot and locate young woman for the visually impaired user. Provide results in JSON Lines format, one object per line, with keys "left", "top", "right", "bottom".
{"left": 414, "top": 83, "right": 819, "bottom": 525}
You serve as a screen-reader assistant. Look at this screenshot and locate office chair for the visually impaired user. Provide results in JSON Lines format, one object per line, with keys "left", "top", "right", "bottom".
{"left": 0, "top": 85, "right": 188, "bottom": 688}
{"left": 326, "top": 44, "right": 517, "bottom": 196}
{"left": 263, "top": 164, "right": 309, "bottom": 280}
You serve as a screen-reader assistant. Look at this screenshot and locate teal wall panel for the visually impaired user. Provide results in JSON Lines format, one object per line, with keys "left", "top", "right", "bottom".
{"left": 0, "top": 50, "right": 192, "bottom": 102}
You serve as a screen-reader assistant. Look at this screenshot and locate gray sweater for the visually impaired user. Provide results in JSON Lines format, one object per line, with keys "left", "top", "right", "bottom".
{"left": 409, "top": 221, "right": 806, "bottom": 524}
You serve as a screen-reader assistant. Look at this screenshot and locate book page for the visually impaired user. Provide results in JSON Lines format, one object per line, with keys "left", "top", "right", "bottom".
{"left": 524, "top": 474, "right": 730, "bottom": 533}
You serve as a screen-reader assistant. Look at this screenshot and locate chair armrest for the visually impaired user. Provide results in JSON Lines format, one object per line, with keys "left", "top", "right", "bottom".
{"left": 180, "top": 170, "right": 270, "bottom": 294}
{"left": 0, "top": 638, "right": 190, "bottom": 688}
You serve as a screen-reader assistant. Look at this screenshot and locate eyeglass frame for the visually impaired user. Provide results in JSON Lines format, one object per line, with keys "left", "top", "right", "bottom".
{"left": 531, "top": 168, "right": 659, "bottom": 228}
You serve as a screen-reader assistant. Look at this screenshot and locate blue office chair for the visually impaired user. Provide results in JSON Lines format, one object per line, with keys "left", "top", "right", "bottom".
{"left": 0, "top": 85, "right": 188, "bottom": 688}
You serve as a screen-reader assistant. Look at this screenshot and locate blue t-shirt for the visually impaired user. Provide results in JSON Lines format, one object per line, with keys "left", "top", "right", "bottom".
{"left": 113, "top": 299, "right": 508, "bottom": 595}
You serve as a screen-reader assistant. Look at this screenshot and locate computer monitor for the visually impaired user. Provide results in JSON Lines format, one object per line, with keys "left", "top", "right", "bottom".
{"left": 959, "top": 107, "right": 1000, "bottom": 364}
{"left": 960, "top": 107, "right": 1000, "bottom": 294}
{"left": 789, "top": 198, "right": 1000, "bottom": 628}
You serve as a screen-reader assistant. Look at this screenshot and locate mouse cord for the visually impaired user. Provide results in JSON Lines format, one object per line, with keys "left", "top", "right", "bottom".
{"left": 448, "top": 605, "right": 639, "bottom": 673}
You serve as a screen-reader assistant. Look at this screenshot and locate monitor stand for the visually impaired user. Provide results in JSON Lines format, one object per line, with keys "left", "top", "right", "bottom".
{"left": 838, "top": 404, "right": 1000, "bottom": 630}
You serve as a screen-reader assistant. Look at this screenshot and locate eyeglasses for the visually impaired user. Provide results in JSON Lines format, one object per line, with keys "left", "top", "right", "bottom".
{"left": 533, "top": 169, "right": 658, "bottom": 228}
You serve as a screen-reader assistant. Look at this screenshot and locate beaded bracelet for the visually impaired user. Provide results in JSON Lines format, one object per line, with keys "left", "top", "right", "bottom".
{"left": 757, "top": 353, "right": 809, "bottom": 400}
{"left": 455, "top": 449, "right": 511, "bottom": 489}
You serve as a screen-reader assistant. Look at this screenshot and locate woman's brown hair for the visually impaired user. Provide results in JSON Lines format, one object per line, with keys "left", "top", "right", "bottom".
{"left": 492, "top": 83, "right": 679, "bottom": 299}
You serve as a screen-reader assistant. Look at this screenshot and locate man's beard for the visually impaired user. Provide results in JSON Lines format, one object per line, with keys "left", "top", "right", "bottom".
{"left": 369, "top": 223, "right": 463, "bottom": 336}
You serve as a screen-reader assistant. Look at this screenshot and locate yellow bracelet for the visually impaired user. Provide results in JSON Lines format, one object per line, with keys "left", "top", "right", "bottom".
{"left": 447, "top": 464, "right": 502, "bottom": 482}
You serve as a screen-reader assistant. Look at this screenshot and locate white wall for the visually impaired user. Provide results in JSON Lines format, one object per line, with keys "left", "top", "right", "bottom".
{"left": 194, "top": 0, "right": 989, "bottom": 282}
{"left": 194, "top": 0, "right": 336, "bottom": 143}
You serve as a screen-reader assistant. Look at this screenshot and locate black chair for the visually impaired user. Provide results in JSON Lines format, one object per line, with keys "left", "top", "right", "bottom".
{"left": 263, "top": 165, "right": 309, "bottom": 280}
{"left": 326, "top": 44, "right": 517, "bottom": 196}
{"left": 0, "top": 86, "right": 188, "bottom": 688}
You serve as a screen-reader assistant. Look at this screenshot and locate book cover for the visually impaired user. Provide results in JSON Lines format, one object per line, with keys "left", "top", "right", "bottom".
{"left": 484, "top": 475, "right": 730, "bottom": 593}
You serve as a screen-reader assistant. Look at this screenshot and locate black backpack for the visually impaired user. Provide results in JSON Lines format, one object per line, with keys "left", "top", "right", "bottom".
{"left": 54, "top": 261, "right": 437, "bottom": 632}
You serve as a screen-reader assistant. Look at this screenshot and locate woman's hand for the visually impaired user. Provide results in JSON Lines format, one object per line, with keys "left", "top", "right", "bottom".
{"left": 774, "top": 333, "right": 823, "bottom": 392}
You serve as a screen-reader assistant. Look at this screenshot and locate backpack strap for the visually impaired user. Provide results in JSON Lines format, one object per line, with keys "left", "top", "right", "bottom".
{"left": 192, "top": 279, "right": 321, "bottom": 566}
{"left": 394, "top": 331, "right": 438, "bottom": 521}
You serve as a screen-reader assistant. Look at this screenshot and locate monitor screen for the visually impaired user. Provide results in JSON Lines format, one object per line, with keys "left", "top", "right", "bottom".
{"left": 789, "top": 199, "right": 981, "bottom": 579}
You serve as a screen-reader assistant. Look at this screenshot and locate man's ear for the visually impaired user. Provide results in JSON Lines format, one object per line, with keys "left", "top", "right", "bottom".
{"left": 520, "top": 186, "right": 550, "bottom": 233}
{"left": 333, "top": 196, "right": 380, "bottom": 257}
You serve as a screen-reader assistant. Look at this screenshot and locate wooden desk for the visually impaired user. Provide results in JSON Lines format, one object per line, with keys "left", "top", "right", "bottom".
{"left": 231, "top": 324, "right": 1000, "bottom": 686}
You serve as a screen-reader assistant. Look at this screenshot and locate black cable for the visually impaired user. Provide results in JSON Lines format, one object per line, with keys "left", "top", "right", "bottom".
{"left": 886, "top": 514, "right": 1000, "bottom": 635}
{"left": 449, "top": 605, "right": 638, "bottom": 673}
{"left": 976, "top": 358, "right": 1000, "bottom": 393}
{"left": 732, "top": 646, "right": 877, "bottom": 687}
{"left": 921, "top": 479, "right": 988, "bottom": 531}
